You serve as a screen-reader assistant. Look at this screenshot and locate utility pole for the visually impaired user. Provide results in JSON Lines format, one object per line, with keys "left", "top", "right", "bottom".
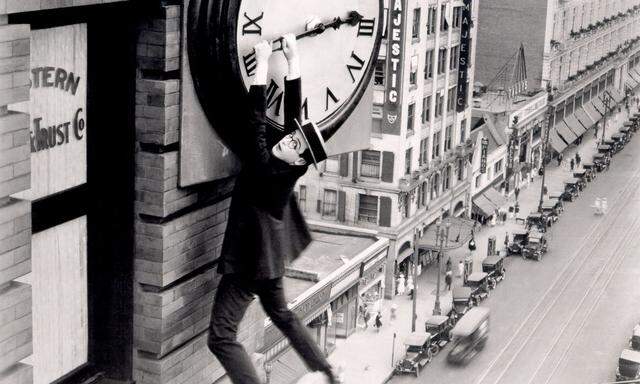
{"left": 602, "top": 92, "right": 612, "bottom": 142}
{"left": 538, "top": 107, "right": 554, "bottom": 212}
{"left": 432, "top": 221, "right": 450, "bottom": 315}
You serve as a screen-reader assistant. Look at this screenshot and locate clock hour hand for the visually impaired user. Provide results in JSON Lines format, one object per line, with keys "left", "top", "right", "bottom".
{"left": 271, "top": 11, "right": 364, "bottom": 52}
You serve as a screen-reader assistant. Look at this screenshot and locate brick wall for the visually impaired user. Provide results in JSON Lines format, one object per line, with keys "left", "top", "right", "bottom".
{"left": 132, "top": 4, "right": 266, "bottom": 384}
{"left": 0, "top": 18, "right": 32, "bottom": 384}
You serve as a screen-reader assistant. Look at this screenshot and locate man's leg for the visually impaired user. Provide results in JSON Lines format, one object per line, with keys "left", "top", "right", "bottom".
{"left": 208, "top": 274, "right": 262, "bottom": 384}
{"left": 255, "top": 278, "right": 332, "bottom": 374}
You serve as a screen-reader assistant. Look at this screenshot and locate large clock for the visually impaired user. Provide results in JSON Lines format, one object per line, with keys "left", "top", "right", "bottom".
{"left": 187, "top": 0, "right": 383, "bottom": 154}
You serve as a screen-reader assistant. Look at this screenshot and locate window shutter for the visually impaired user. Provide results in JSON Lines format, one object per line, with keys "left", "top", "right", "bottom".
{"left": 316, "top": 199, "right": 322, "bottom": 213}
{"left": 381, "top": 151, "right": 395, "bottom": 182}
{"left": 339, "top": 153, "right": 349, "bottom": 177}
{"left": 337, "top": 191, "right": 346, "bottom": 222}
{"left": 379, "top": 196, "right": 392, "bottom": 227}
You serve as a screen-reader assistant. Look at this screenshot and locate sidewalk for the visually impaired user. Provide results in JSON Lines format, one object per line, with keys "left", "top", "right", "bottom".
{"left": 325, "top": 103, "right": 636, "bottom": 384}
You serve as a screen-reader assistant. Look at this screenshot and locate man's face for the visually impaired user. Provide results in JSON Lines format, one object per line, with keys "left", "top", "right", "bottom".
{"left": 272, "top": 130, "right": 309, "bottom": 165}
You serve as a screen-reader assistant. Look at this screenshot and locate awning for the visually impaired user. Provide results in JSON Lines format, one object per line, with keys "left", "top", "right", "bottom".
{"left": 630, "top": 69, "right": 640, "bottom": 83}
{"left": 626, "top": 73, "right": 639, "bottom": 89}
{"left": 584, "top": 101, "right": 603, "bottom": 118}
{"left": 555, "top": 120, "right": 578, "bottom": 144}
{"left": 418, "top": 217, "right": 476, "bottom": 251}
{"left": 605, "top": 89, "right": 625, "bottom": 104}
{"left": 592, "top": 97, "right": 607, "bottom": 115}
{"left": 574, "top": 107, "right": 596, "bottom": 130}
{"left": 563, "top": 114, "right": 587, "bottom": 136}
{"left": 484, "top": 187, "right": 507, "bottom": 209}
{"left": 548, "top": 128, "right": 568, "bottom": 153}
{"left": 397, "top": 246, "right": 414, "bottom": 264}
{"left": 472, "top": 195, "right": 495, "bottom": 217}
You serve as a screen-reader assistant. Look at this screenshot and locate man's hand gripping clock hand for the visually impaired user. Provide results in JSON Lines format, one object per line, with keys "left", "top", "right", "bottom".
{"left": 252, "top": 40, "right": 272, "bottom": 86}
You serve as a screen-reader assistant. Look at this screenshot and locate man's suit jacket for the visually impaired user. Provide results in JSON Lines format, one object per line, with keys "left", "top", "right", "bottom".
{"left": 218, "top": 78, "right": 312, "bottom": 280}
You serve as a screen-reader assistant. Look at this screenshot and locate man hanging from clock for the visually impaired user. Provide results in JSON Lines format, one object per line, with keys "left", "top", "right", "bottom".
{"left": 207, "top": 33, "right": 342, "bottom": 384}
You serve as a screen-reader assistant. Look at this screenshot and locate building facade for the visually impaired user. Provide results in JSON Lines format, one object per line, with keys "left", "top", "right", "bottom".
{"left": 297, "top": 0, "right": 479, "bottom": 298}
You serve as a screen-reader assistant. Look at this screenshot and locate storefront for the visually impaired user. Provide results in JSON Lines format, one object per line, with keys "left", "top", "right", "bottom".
{"left": 330, "top": 285, "right": 359, "bottom": 338}
{"left": 359, "top": 250, "right": 386, "bottom": 311}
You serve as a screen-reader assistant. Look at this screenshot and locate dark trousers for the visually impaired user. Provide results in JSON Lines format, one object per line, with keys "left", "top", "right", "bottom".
{"left": 208, "top": 274, "right": 331, "bottom": 384}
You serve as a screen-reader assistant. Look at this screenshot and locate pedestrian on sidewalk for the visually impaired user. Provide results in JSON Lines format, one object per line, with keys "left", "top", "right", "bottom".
{"left": 374, "top": 311, "right": 382, "bottom": 331}
{"left": 364, "top": 310, "right": 371, "bottom": 329}
{"left": 575, "top": 152, "right": 581, "bottom": 166}
{"left": 457, "top": 260, "right": 464, "bottom": 279}
{"left": 445, "top": 270, "right": 452, "bottom": 291}
{"left": 543, "top": 184, "right": 548, "bottom": 196}
{"left": 557, "top": 153, "right": 563, "bottom": 166}
{"left": 396, "top": 274, "right": 405, "bottom": 296}
{"left": 446, "top": 257, "right": 452, "bottom": 273}
{"left": 595, "top": 122, "right": 600, "bottom": 138}
{"left": 514, "top": 187, "right": 520, "bottom": 201}
{"left": 570, "top": 158, "right": 575, "bottom": 171}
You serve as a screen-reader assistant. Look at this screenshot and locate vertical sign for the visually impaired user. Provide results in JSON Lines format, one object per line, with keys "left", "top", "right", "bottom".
{"left": 18, "top": 24, "right": 87, "bottom": 200}
{"left": 480, "top": 137, "right": 488, "bottom": 173}
{"left": 382, "top": 0, "right": 407, "bottom": 135}
{"left": 456, "top": 0, "right": 472, "bottom": 112}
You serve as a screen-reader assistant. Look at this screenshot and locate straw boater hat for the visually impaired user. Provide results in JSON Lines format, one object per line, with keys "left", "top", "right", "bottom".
{"left": 294, "top": 119, "right": 328, "bottom": 168}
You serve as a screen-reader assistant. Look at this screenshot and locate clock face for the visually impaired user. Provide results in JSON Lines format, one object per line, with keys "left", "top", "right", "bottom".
{"left": 233, "top": 0, "right": 382, "bottom": 130}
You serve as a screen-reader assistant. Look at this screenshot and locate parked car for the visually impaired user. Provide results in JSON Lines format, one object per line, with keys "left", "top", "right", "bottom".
{"left": 597, "top": 144, "right": 614, "bottom": 157}
{"left": 593, "top": 153, "right": 610, "bottom": 171}
{"left": 582, "top": 163, "right": 598, "bottom": 180}
{"left": 395, "top": 332, "right": 433, "bottom": 376}
{"left": 522, "top": 231, "right": 548, "bottom": 261}
{"left": 603, "top": 139, "right": 621, "bottom": 153}
{"left": 507, "top": 229, "right": 530, "bottom": 255}
{"left": 482, "top": 255, "right": 506, "bottom": 289}
{"left": 526, "top": 212, "right": 551, "bottom": 231}
{"left": 630, "top": 324, "right": 640, "bottom": 351}
{"left": 447, "top": 307, "right": 490, "bottom": 364}
{"left": 424, "top": 315, "right": 453, "bottom": 355}
{"left": 540, "top": 200, "right": 562, "bottom": 222}
{"left": 452, "top": 287, "right": 475, "bottom": 317}
{"left": 616, "top": 349, "right": 640, "bottom": 382}
{"left": 561, "top": 180, "right": 580, "bottom": 201}
{"left": 572, "top": 171, "right": 589, "bottom": 188}
{"left": 465, "top": 272, "right": 490, "bottom": 303}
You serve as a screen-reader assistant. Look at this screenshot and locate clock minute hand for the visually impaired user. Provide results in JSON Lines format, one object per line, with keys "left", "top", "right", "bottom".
{"left": 271, "top": 11, "right": 363, "bottom": 52}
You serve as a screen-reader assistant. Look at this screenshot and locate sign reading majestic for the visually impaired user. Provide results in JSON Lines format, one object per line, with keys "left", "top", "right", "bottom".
{"left": 456, "top": 0, "right": 472, "bottom": 112}
{"left": 480, "top": 137, "right": 488, "bottom": 174}
{"left": 17, "top": 24, "right": 87, "bottom": 201}
{"left": 382, "top": 0, "right": 406, "bottom": 135}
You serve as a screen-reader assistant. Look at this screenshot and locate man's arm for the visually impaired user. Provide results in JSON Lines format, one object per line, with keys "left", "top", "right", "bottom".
{"left": 248, "top": 41, "right": 274, "bottom": 171}
{"left": 282, "top": 34, "right": 302, "bottom": 134}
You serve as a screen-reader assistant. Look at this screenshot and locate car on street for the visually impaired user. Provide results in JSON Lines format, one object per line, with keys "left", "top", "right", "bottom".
{"left": 616, "top": 349, "right": 640, "bottom": 382}
{"left": 452, "top": 286, "right": 474, "bottom": 317}
{"left": 482, "top": 255, "right": 506, "bottom": 289}
{"left": 630, "top": 324, "right": 640, "bottom": 351}
{"left": 424, "top": 315, "right": 453, "bottom": 355}
{"left": 507, "top": 229, "right": 530, "bottom": 255}
{"left": 522, "top": 230, "right": 547, "bottom": 261}
{"left": 395, "top": 332, "right": 433, "bottom": 377}
{"left": 465, "top": 272, "right": 490, "bottom": 303}
{"left": 447, "top": 306, "right": 490, "bottom": 365}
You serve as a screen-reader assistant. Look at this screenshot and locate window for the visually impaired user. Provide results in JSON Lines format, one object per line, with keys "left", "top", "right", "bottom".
{"left": 475, "top": 174, "right": 481, "bottom": 188}
{"left": 419, "top": 137, "right": 429, "bottom": 165}
{"left": 447, "top": 87, "right": 456, "bottom": 112}
{"left": 444, "top": 124, "right": 453, "bottom": 151}
{"left": 323, "top": 155, "right": 340, "bottom": 174}
{"left": 358, "top": 194, "right": 378, "bottom": 223}
{"left": 449, "top": 45, "right": 459, "bottom": 70}
{"left": 427, "top": 7, "right": 437, "bottom": 35}
{"left": 422, "top": 96, "right": 431, "bottom": 123}
{"left": 424, "top": 49, "right": 434, "bottom": 79}
{"left": 443, "top": 166, "right": 451, "bottom": 190}
{"left": 407, "top": 103, "right": 415, "bottom": 134}
{"left": 372, "top": 117, "right": 382, "bottom": 135}
{"left": 412, "top": 8, "right": 421, "bottom": 38}
{"left": 437, "top": 48, "right": 447, "bottom": 74}
{"left": 457, "top": 158, "right": 464, "bottom": 181}
{"left": 409, "top": 64, "right": 417, "bottom": 85}
{"left": 532, "top": 123, "right": 542, "bottom": 140}
{"left": 322, "top": 189, "right": 337, "bottom": 217}
{"left": 421, "top": 181, "right": 428, "bottom": 205}
{"left": 440, "top": 4, "right": 448, "bottom": 31}
{"left": 374, "top": 59, "right": 385, "bottom": 86}
{"left": 431, "top": 174, "right": 439, "bottom": 199}
{"left": 494, "top": 159, "right": 503, "bottom": 174}
{"left": 299, "top": 185, "right": 307, "bottom": 211}
{"left": 361, "top": 150, "right": 381, "bottom": 178}
{"left": 432, "top": 131, "right": 441, "bottom": 158}
{"left": 405, "top": 148, "right": 412, "bottom": 175}
{"left": 435, "top": 93, "right": 444, "bottom": 117}
{"left": 459, "top": 119, "right": 467, "bottom": 143}
{"left": 453, "top": 6, "right": 462, "bottom": 28}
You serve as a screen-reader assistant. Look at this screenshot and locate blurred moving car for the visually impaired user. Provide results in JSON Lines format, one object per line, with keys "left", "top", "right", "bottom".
{"left": 447, "top": 306, "right": 490, "bottom": 364}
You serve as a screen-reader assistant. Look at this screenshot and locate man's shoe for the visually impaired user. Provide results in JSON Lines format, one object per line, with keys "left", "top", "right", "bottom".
{"left": 323, "top": 366, "right": 344, "bottom": 384}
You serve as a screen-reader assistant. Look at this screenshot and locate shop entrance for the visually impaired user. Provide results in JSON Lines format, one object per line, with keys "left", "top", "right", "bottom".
{"left": 10, "top": 4, "right": 136, "bottom": 384}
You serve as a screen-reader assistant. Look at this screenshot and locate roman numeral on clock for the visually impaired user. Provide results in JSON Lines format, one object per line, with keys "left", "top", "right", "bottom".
{"left": 266, "top": 79, "right": 284, "bottom": 116}
{"left": 346, "top": 51, "right": 365, "bottom": 83}
{"left": 302, "top": 98, "right": 309, "bottom": 120}
{"left": 357, "top": 18, "right": 375, "bottom": 36}
{"left": 325, "top": 88, "right": 340, "bottom": 111}
{"left": 242, "top": 51, "right": 257, "bottom": 76}
{"left": 242, "top": 12, "right": 264, "bottom": 35}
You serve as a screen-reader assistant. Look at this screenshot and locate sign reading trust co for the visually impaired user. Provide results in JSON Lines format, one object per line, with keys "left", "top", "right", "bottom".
{"left": 17, "top": 24, "right": 87, "bottom": 201}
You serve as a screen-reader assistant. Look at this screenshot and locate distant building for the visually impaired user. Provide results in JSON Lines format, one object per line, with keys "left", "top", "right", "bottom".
{"left": 297, "top": 0, "right": 480, "bottom": 298}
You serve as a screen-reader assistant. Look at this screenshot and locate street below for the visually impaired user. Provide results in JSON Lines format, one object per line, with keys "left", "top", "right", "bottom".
{"left": 389, "top": 127, "right": 640, "bottom": 384}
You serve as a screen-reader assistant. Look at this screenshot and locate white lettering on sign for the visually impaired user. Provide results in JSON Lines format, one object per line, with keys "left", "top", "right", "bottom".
{"left": 382, "top": 0, "right": 406, "bottom": 134}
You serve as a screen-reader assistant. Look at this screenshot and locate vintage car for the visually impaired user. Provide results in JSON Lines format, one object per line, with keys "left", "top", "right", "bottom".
{"left": 507, "top": 229, "right": 530, "bottom": 255}
{"left": 526, "top": 212, "right": 552, "bottom": 231}
{"left": 452, "top": 287, "right": 474, "bottom": 317}
{"left": 603, "top": 138, "right": 622, "bottom": 153}
{"left": 395, "top": 332, "right": 433, "bottom": 376}
{"left": 593, "top": 153, "right": 610, "bottom": 171}
{"left": 447, "top": 306, "right": 490, "bottom": 365}
{"left": 482, "top": 255, "right": 506, "bottom": 289}
{"left": 582, "top": 162, "right": 598, "bottom": 179}
{"left": 572, "top": 171, "right": 589, "bottom": 188}
{"left": 616, "top": 349, "right": 640, "bottom": 382}
{"left": 541, "top": 199, "right": 563, "bottom": 222}
{"left": 522, "top": 231, "right": 547, "bottom": 261}
{"left": 424, "top": 315, "right": 453, "bottom": 355}
{"left": 465, "top": 272, "right": 490, "bottom": 303}
{"left": 620, "top": 125, "right": 633, "bottom": 140}
{"left": 597, "top": 144, "right": 614, "bottom": 157}
{"left": 566, "top": 176, "right": 584, "bottom": 192}
{"left": 561, "top": 179, "right": 581, "bottom": 202}
{"left": 611, "top": 132, "right": 628, "bottom": 146}
{"left": 631, "top": 324, "right": 640, "bottom": 351}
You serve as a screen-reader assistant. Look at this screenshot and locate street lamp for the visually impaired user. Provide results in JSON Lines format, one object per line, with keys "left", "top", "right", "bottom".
{"left": 538, "top": 107, "right": 554, "bottom": 213}
{"left": 432, "top": 221, "right": 451, "bottom": 316}
{"left": 411, "top": 229, "right": 419, "bottom": 332}
{"left": 602, "top": 92, "right": 612, "bottom": 142}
